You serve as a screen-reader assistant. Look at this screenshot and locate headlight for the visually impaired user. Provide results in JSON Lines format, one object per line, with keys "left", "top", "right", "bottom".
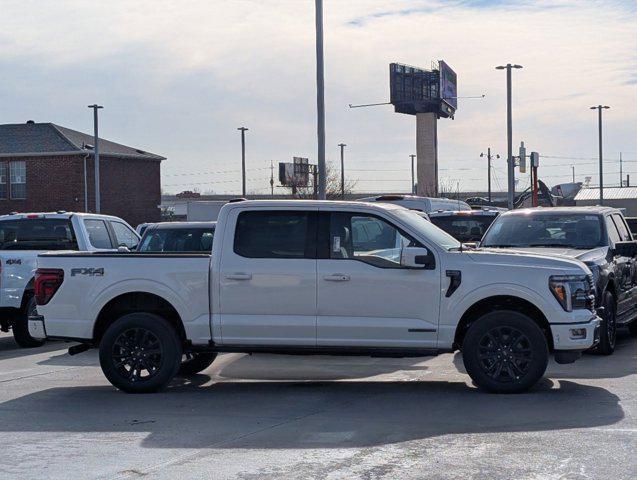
{"left": 549, "top": 274, "right": 594, "bottom": 312}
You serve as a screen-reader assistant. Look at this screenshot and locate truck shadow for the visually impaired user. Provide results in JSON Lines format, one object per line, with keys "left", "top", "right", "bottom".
{"left": 0, "top": 378, "right": 624, "bottom": 450}
{"left": 0, "top": 335, "right": 66, "bottom": 360}
{"left": 452, "top": 330, "right": 637, "bottom": 380}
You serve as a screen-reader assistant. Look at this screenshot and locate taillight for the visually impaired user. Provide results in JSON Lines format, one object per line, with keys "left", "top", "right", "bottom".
{"left": 35, "top": 268, "right": 64, "bottom": 305}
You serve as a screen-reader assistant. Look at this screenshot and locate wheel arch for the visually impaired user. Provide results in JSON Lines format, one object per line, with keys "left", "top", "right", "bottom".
{"left": 454, "top": 295, "right": 553, "bottom": 351}
{"left": 93, "top": 292, "right": 187, "bottom": 346}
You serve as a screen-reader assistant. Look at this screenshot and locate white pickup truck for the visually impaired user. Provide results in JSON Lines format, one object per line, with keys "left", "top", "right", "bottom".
{"left": 0, "top": 212, "right": 139, "bottom": 347}
{"left": 31, "top": 200, "right": 600, "bottom": 394}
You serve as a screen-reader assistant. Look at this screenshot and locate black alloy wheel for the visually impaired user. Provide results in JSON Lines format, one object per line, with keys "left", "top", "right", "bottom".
{"left": 112, "top": 328, "right": 164, "bottom": 383}
{"left": 476, "top": 325, "right": 533, "bottom": 383}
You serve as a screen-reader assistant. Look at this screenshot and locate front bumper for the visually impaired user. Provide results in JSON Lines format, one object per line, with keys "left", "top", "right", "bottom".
{"left": 550, "top": 315, "right": 601, "bottom": 351}
{"left": 28, "top": 314, "right": 47, "bottom": 341}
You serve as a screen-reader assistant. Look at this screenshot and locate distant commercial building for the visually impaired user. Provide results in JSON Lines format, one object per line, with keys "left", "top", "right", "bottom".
{"left": 574, "top": 187, "right": 637, "bottom": 216}
{"left": 0, "top": 121, "right": 165, "bottom": 226}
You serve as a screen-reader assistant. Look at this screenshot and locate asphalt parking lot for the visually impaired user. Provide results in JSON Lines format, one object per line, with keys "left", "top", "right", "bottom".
{"left": 0, "top": 330, "right": 635, "bottom": 480}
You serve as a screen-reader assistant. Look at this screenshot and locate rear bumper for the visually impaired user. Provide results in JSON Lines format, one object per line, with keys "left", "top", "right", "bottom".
{"left": 28, "top": 314, "right": 47, "bottom": 341}
{"left": 550, "top": 315, "right": 601, "bottom": 351}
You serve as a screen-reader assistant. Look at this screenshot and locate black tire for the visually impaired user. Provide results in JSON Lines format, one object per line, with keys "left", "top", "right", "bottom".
{"left": 99, "top": 312, "right": 182, "bottom": 393}
{"left": 596, "top": 291, "right": 616, "bottom": 355}
{"left": 462, "top": 310, "right": 549, "bottom": 393}
{"left": 12, "top": 296, "right": 45, "bottom": 348}
{"left": 179, "top": 352, "right": 218, "bottom": 376}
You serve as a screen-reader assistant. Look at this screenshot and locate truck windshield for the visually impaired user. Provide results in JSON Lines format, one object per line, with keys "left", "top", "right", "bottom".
{"left": 393, "top": 209, "right": 461, "bottom": 250}
{"left": 482, "top": 213, "right": 605, "bottom": 249}
{"left": 0, "top": 219, "right": 78, "bottom": 250}
{"left": 139, "top": 227, "right": 215, "bottom": 253}
{"left": 430, "top": 215, "right": 497, "bottom": 242}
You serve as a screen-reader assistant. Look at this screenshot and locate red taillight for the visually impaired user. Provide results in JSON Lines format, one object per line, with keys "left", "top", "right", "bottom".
{"left": 35, "top": 268, "right": 64, "bottom": 305}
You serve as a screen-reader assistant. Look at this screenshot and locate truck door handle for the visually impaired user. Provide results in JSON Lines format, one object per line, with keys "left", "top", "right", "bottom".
{"left": 324, "top": 274, "right": 350, "bottom": 282}
{"left": 225, "top": 273, "right": 252, "bottom": 281}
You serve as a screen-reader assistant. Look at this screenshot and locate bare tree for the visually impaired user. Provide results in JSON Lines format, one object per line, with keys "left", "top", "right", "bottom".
{"left": 286, "top": 163, "right": 357, "bottom": 199}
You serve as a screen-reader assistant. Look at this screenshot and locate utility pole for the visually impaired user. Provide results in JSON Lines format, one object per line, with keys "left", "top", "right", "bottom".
{"left": 237, "top": 127, "right": 248, "bottom": 196}
{"left": 496, "top": 63, "right": 523, "bottom": 210}
{"left": 410, "top": 154, "right": 416, "bottom": 194}
{"left": 270, "top": 160, "right": 274, "bottom": 196}
{"left": 315, "top": 0, "right": 326, "bottom": 199}
{"left": 590, "top": 105, "right": 609, "bottom": 205}
{"left": 572, "top": 165, "right": 575, "bottom": 183}
{"left": 87, "top": 104, "right": 103, "bottom": 213}
{"left": 620, "top": 152, "right": 623, "bottom": 187}
{"left": 480, "top": 149, "right": 498, "bottom": 202}
{"left": 338, "top": 143, "right": 346, "bottom": 198}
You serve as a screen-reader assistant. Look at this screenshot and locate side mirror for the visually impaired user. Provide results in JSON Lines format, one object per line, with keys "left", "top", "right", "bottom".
{"left": 117, "top": 245, "right": 131, "bottom": 253}
{"left": 614, "top": 240, "right": 637, "bottom": 257}
{"left": 401, "top": 247, "right": 435, "bottom": 269}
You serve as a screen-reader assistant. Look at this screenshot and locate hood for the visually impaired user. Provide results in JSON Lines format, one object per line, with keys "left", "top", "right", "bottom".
{"left": 479, "top": 246, "right": 608, "bottom": 264}
{"left": 468, "top": 248, "right": 590, "bottom": 275}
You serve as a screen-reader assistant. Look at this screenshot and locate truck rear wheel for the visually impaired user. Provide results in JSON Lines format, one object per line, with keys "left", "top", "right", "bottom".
{"left": 179, "top": 352, "right": 218, "bottom": 376}
{"left": 99, "top": 313, "right": 182, "bottom": 393}
{"left": 462, "top": 310, "right": 549, "bottom": 393}
{"left": 13, "top": 296, "right": 45, "bottom": 348}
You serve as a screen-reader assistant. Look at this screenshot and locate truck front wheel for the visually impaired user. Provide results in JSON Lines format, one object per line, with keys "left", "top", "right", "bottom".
{"left": 13, "top": 296, "right": 45, "bottom": 348}
{"left": 462, "top": 310, "right": 549, "bottom": 393}
{"left": 99, "top": 313, "right": 182, "bottom": 393}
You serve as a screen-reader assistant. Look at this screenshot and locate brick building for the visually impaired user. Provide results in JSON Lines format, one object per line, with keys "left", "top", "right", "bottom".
{"left": 0, "top": 121, "right": 165, "bottom": 226}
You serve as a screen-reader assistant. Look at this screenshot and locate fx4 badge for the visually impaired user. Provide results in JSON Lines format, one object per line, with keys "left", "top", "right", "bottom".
{"left": 6, "top": 259, "right": 22, "bottom": 265}
{"left": 71, "top": 267, "right": 104, "bottom": 277}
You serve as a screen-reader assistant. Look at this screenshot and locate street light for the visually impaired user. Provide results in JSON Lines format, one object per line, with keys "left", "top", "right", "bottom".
{"left": 495, "top": 63, "right": 522, "bottom": 209}
{"left": 410, "top": 154, "right": 416, "bottom": 194}
{"left": 237, "top": 127, "right": 248, "bottom": 196}
{"left": 590, "top": 105, "right": 610, "bottom": 205}
{"left": 338, "top": 143, "right": 346, "bottom": 198}
{"left": 87, "top": 104, "right": 103, "bottom": 213}
{"left": 315, "top": 0, "right": 326, "bottom": 199}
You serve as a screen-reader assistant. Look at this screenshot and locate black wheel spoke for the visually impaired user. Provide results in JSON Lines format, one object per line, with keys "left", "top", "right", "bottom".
{"left": 112, "top": 327, "right": 163, "bottom": 383}
{"left": 477, "top": 325, "right": 533, "bottom": 383}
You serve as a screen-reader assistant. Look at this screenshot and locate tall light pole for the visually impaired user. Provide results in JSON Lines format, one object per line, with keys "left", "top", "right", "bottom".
{"left": 410, "top": 154, "right": 416, "bottom": 194}
{"left": 572, "top": 165, "right": 575, "bottom": 183}
{"left": 590, "top": 105, "right": 609, "bottom": 205}
{"left": 237, "top": 127, "right": 248, "bottom": 196}
{"left": 496, "top": 63, "right": 522, "bottom": 210}
{"left": 315, "top": 0, "right": 326, "bottom": 199}
{"left": 87, "top": 104, "right": 103, "bottom": 213}
{"left": 338, "top": 143, "right": 346, "bottom": 198}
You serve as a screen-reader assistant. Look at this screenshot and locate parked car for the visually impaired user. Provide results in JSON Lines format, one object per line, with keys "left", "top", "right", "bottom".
{"left": 481, "top": 206, "right": 637, "bottom": 354}
{"left": 0, "top": 212, "right": 139, "bottom": 347}
{"left": 135, "top": 223, "right": 154, "bottom": 237}
{"left": 138, "top": 222, "right": 215, "bottom": 253}
{"left": 428, "top": 209, "right": 501, "bottom": 242}
{"left": 31, "top": 200, "right": 599, "bottom": 394}
{"left": 358, "top": 194, "right": 471, "bottom": 213}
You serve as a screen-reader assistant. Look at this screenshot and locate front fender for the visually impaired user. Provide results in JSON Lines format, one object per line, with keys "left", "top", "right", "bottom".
{"left": 438, "top": 282, "right": 559, "bottom": 349}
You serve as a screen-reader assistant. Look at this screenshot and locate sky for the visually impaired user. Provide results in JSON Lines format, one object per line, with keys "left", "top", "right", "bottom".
{"left": 1, "top": 0, "right": 636, "bottom": 195}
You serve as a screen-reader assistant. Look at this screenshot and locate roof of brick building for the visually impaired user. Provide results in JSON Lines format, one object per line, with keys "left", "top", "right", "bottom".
{"left": 0, "top": 121, "right": 165, "bottom": 161}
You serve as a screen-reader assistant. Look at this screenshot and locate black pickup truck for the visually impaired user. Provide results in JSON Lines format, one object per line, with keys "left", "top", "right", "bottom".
{"left": 480, "top": 206, "right": 637, "bottom": 354}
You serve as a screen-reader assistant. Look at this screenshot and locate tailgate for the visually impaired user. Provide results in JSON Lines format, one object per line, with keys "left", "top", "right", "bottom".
{"left": 0, "top": 252, "right": 38, "bottom": 309}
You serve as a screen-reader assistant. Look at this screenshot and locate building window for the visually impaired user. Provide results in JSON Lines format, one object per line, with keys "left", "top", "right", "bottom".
{"left": 10, "top": 161, "right": 26, "bottom": 199}
{"left": 0, "top": 162, "right": 7, "bottom": 199}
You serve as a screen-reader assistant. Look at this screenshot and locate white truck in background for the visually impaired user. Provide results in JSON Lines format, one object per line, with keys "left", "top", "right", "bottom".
{"left": 32, "top": 200, "right": 600, "bottom": 394}
{"left": 0, "top": 212, "right": 139, "bottom": 347}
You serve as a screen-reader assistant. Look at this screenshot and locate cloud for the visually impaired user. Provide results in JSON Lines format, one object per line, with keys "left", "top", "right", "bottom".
{"left": 0, "top": 0, "right": 635, "bottom": 193}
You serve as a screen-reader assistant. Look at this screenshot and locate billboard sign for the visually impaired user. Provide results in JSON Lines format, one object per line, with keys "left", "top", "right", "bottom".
{"left": 279, "top": 157, "right": 310, "bottom": 187}
{"left": 389, "top": 63, "right": 440, "bottom": 115}
{"left": 439, "top": 60, "right": 457, "bottom": 112}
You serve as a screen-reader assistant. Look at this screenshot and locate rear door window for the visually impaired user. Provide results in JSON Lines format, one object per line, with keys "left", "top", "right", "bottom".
{"left": 84, "top": 219, "right": 113, "bottom": 249}
{"left": 234, "top": 211, "right": 315, "bottom": 259}
{"left": 0, "top": 219, "right": 78, "bottom": 250}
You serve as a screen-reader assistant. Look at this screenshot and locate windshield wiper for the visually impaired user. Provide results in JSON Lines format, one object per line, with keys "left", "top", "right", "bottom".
{"left": 528, "top": 243, "right": 576, "bottom": 248}
{"left": 481, "top": 244, "right": 517, "bottom": 248}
